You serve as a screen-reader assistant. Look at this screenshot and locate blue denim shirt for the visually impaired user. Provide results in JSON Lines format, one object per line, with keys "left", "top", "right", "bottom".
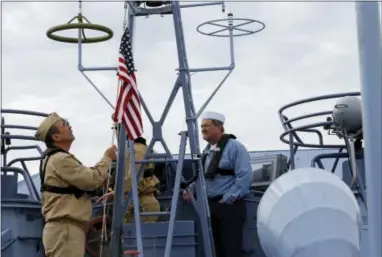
{"left": 190, "top": 138, "right": 252, "bottom": 204}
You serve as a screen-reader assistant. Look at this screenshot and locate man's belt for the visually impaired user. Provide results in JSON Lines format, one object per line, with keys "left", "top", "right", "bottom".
{"left": 208, "top": 195, "right": 223, "bottom": 203}
{"left": 107, "top": 168, "right": 156, "bottom": 192}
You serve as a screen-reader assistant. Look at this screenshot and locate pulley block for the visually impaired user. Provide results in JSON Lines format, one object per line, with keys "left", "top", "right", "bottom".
{"left": 137, "top": 1, "right": 170, "bottom": 8}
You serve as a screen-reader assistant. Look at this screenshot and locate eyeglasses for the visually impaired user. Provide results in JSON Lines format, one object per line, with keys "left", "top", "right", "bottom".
{"left": 62, "top": 119, "right": 70, "bottom": 127}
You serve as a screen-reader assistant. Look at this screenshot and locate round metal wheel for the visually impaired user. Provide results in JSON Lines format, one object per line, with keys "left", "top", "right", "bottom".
{"left": 85, "top": 216, "right": 112, "bottom": 257}
{"left": 46, "top": 15, "right": 113, "bottom": 43}
{"left": 196, "top": 13, "right": 265, "bottom": 38}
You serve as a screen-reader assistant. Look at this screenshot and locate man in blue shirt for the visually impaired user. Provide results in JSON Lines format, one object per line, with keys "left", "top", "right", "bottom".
{"left": 183, "top": 111, "right": 253, "bottom": 257}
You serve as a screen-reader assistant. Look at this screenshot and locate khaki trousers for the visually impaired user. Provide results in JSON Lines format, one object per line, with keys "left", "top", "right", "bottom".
{"left": 42, "top": 219, "right": 85, "bottom": 257}
{"left": 124, "top": 194, "right": 160, "bottom": 223}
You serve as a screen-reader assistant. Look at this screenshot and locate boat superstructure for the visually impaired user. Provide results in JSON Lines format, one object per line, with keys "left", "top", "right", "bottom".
{"left": 1, "top": 1, "right": 381, "bottom": 257}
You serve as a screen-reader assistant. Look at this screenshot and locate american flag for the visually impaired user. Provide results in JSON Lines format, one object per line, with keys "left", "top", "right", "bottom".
{"left": 113, "top": 27, "right": 143, "bottom": 140}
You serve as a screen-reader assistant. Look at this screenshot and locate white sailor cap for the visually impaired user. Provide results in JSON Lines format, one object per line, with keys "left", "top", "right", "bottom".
{"left": 201, "top": 111, "right": 226, "bottom": 124}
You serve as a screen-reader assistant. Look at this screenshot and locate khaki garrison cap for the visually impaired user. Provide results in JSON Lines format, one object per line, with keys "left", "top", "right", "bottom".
{"left": 35, "top": 112, "right": 62, "bottom": 141}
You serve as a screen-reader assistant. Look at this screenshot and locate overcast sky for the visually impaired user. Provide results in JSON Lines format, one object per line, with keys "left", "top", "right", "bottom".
{"left": 2, "top": 1, "right": 372, "bottom": 176}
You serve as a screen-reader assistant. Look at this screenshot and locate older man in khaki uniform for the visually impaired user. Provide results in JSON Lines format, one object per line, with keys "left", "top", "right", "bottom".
{"left": 97, "top": 137, "right": 160, "bottom": 223}
{"left": 35, "top": 112, "right": 117, "bottom": 257}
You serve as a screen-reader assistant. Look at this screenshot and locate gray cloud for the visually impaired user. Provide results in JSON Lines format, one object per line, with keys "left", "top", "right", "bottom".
{"left": 2, "top": 1, "right": 364, "bottom": 175}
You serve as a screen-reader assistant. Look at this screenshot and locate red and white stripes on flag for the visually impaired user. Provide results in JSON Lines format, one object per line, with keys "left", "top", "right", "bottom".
{"left": 112, "top": 27, "right": 143, "bottom": 140}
